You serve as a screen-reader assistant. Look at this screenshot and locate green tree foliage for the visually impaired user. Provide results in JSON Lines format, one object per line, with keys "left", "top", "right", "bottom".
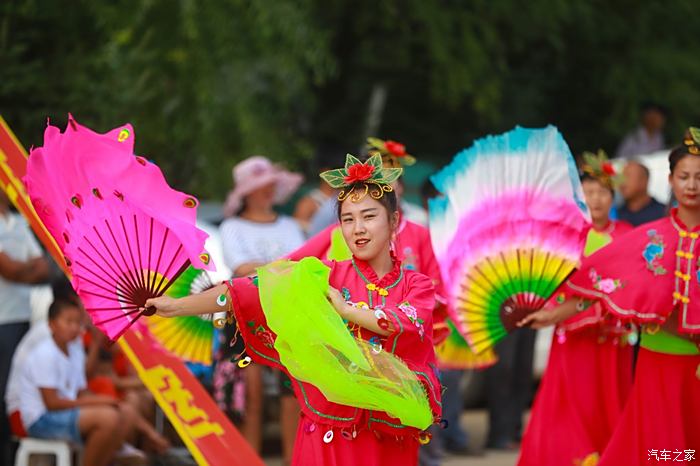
{"left": 2, "top": 0, "right": 700, "bottom": 199}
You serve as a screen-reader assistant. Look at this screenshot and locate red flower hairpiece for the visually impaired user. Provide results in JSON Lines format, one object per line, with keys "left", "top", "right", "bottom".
{"left": 344, "top": 163, "right": 376, "bottom": 184}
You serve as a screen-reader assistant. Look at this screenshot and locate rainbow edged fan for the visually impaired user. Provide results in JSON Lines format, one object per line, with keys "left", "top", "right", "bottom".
{"left": 25, "top": 116, "right": 214, "bottom": 341}
{"left": 145, "top": 266, "right": 218, "bottom": 364}
{"left": 429, "top": 126, "right": 590, "bottom": 354}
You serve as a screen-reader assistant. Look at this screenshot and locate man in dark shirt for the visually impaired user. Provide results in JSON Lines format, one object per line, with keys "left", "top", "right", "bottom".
{"left": 618, "top": 160, "right": 667, "bottom": 226}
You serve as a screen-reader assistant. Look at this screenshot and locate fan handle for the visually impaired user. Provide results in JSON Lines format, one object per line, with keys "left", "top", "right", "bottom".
{"left": 500, "top": 298, "right": 540, "bottom": 332}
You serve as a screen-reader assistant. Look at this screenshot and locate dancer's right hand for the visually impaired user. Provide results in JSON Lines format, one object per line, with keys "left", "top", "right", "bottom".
{"left": 517, "top": 309, "right": 559, "bottom": 329}
{"left": 144, "top": 296, "right": 180, "bottom": 318}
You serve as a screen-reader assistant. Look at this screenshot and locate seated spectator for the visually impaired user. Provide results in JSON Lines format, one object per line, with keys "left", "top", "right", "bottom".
{"left": 84, "top": 326, "right": 170, "bottom": 454}
{"left": 6, "top": 299, "right": 144, "bottom": 466}
{"left": 618, "top": 160, "right": 667, "bottom": 226}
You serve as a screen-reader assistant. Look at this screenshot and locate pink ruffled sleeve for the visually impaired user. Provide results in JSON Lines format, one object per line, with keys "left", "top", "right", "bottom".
{"left": 224, "top": 277, "right": 285, "bottom": 371}
{"left": 565, "top": 220, "right": 675, "bottom": 326}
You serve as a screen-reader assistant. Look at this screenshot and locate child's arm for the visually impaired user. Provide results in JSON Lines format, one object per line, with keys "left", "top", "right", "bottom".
{"left": 40, "top": 388, "right": 117, "bottom": 410}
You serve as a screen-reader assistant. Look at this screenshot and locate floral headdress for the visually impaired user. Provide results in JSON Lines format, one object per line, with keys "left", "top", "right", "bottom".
{"left": 682, "top": 127, "right": 700, "bottom": 155}
{"left": 581, "top": 149, "right": 622, "bottom": 190}
{"left": 366, "top": 137, "right": 416, "bottom": 169}
{"left": 320, "top": 153, "right": 403, "bottom": 202}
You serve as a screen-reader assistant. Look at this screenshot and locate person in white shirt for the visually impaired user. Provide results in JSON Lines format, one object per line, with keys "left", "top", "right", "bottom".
{"left": 6, "top": 300, "right": 136, "bottom": 466}
{"left": 615, "top": 102, "right": 667, "bottom": 158}
{"left": 0, "top": 189, "right": 49, "bottom": 464}
{"left": 219, "top": 156, "right": 305, "bottom": 465}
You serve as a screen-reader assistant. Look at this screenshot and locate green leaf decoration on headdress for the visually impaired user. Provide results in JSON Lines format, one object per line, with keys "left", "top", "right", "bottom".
{"left": 581, "top": 149, "right": 622, "bottom": 190}
{"left": 684, "top": 127, "right": 700, "bottom": 155}
{"left": 344, "top": 153, "right": 363, "bottom": 169}
{"left": 320, "top": 153, "right": 404, "bottom": 190}
{"left": 366, "top": 137, "right": 416, "bottom": 167}
{"left": 319, "top": 169, "right": 347, "bottom": 188}
{"left": 689, "top": 127, "right": 700, "bottom": 144}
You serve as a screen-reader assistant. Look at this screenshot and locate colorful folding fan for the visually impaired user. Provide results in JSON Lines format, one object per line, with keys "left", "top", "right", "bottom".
{"left": 429, "top": 126, "right": 590, "bottom": 354}
{"left": 25, "top": 116, "right": 214, "bottom": 341}
{"left": 145, "top": 266, "right": 217, "bottom": 364}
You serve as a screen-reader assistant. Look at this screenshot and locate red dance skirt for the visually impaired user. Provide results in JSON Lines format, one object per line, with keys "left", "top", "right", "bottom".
{"left": 599, "top": 347, "right": 700, "bottom": 466}
{"left": 291, "top": 413, "right": 420, "bottom": 466}
{"left": 518, "top": 328, "right": 633, "bottom": 466}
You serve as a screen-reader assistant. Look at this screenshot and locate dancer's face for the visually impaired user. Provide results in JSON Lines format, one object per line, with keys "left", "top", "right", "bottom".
{"left": 670, "top": 155, "right": 700, "bottom": 209}
{"left": 339, "top": 195, "right": 398, "bottom": 262}
{"left": 582, "top": 179, "right": 613, "bottom": 225}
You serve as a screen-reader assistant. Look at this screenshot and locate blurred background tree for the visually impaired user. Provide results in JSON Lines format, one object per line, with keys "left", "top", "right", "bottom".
{"left": 2, "top": 0, "right": 700, "bottom": 199}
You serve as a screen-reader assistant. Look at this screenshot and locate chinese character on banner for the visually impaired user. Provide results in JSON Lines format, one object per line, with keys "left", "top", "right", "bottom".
{"left": 649, "top": 449, "right": 659, "bottom": 461}
{"left": 685, "top": 450, "right": 696, "bottom": 462}
{"left": 659, "top": 450, "right": 671, "bottom": 461}
{"left": 674, "top": 450, "right": 683, "bottom": 462}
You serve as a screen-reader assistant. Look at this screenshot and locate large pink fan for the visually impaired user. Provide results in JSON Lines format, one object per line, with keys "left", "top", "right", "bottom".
{"left": 25, "top": 116, "right": 214, "bottom": 340}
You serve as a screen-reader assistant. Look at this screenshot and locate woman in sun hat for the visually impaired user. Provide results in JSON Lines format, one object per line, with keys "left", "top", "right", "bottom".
{"left": 217, "top": 155, "right": 305, "bottom": 465}
{"left": 222, "top": 155, "right": 304, "bottom": 219}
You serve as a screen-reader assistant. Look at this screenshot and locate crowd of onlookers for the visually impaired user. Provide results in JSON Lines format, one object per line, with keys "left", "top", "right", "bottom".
{"left": 0, "top": 101, "right": 676, "bottom": 466}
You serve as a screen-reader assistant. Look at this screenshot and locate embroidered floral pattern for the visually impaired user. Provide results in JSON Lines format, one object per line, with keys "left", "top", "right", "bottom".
{"left": 589, "top": 269, "right": 624, "bottom": 294}
{"left": 247, "top": 321, "right": 275, "bottom": 348}
{"left": 398, "top": 301, "right": 425, "bottom": 338}
{"left": 642, "top": 229, "right": 667, "bottom": 275}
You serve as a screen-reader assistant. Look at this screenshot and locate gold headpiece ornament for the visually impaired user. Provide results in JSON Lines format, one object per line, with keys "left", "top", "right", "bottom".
{"left": 682, "top": 127, "right": 700, "bottom": 155}
{"left": 320, "top": 153, "right": 403, "bottom": 202}
{"left": 366, "top": 137, "right": 416, "bottom": 169}
{"left": 581, "top": 149, "right": 622, "bottom": 190}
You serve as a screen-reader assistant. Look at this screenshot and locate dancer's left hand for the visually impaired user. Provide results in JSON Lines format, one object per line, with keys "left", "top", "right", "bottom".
{"left": 326, "top": 286, "right": 348, "bottom": 317}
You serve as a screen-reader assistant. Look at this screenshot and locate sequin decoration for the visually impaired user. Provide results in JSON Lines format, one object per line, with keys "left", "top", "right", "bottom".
{"left": 117, "top": 128, "right": 130, "bottom": 142}
{"left": 135, "top": 156, "right": 147, "bottom": 166}
{"left": 199, "top": 253, "right": 211, "bottom": 265}
{"left": 556, "top": 328, "right": 566, "bottom": 344}
{"left": 237, "top": 356, "right": 252, "bottom": 368}
{"left": 374, "top": 309, "right": 387, "bottom": 320}
{"left": 216, "top": 294, "right": 227, "bottom": 307}
{"left": 183, "top": 197, "right": 198, "bottom": 208}
{"left": 305, "top": 422, "right": 316, "bottom": 434}
{"left": 113, "top": 190, "right": 124, "bottom": 201}
{"left": 341, "top": 430, "right": 353, "bottom": 440}
{"left": 71, "top": 195, "right": 82, "bottom": 209}
{"left": 92, "top": 188, "right": 103, "bottom": 200}
{"left": 377, "top": 318, "right": 390, "bottom": 331}
{"left": 323, "top": 430, "right": 334, "bottom": 443}
{"left": 418, "top": 432, "right": 431, "bottom": 445}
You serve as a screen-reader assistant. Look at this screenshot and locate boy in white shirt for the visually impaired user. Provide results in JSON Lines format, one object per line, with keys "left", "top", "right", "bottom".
{"left": 6, "top": 299, "right": 137, "bottom": 466}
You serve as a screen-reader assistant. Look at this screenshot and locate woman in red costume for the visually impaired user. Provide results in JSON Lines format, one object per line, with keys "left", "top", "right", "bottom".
{"left": 517, "top": 151, "right": 633, "bottom": 466}
{"left": 146, "top": 154, "right": 442, "bottom": 466}
{"left": 522, "top": 134, "right": 700, "bottom": 465}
